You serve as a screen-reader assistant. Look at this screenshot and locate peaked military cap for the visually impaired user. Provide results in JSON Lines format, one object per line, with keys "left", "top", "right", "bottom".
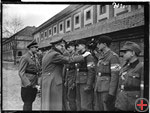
{"left": 50, "top": 36, "right": 65, "bottom": 45}
{"left": 86, "top": 38, "right": 98, "bottom": 50}
{"left": 97, "top": 35, "right": 112, "bottom": 45}
{"left": 75, "top": 39, "right": 87, "bottom": 45}
{"left": 66, "top": 41, "right": 76, "bottom": 48}
{"left": 27, "top": 39, "right": 38, "bottom": 48}
{"left": 120, "top": 41, "right": 141, "bottom": 56}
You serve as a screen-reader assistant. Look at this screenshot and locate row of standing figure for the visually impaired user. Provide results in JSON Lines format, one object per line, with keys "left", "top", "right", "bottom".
{"left": 18, "top": 35, "right": 144, "bottom": 111}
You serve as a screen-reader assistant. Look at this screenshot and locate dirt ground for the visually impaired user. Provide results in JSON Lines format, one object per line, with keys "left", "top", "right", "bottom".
{"left": 3, "top": 61, "right": 40, "bottom": 111}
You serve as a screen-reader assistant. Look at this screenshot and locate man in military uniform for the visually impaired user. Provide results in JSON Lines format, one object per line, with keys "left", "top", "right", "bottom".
{"left": 75, "top": 40, "right": 96, "bottom": 111}
{"left": 64, "top": 41, "right": 78, "bottom": 110}
{"left": 18, "top": 40, "right": 40, "bottom": 111}
{"left": 94, "top": 35, "right": 121, "bottom": 111}
{"left": 41, "top": 37, "right": 91, "bottom": 110}
{"left": 115, "top": 41, "right": 144, "bottom": 111}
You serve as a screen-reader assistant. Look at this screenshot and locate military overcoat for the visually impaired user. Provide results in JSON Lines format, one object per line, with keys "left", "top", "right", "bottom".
{"left": 41, "top": 48, "right": 84, "bottom": 110}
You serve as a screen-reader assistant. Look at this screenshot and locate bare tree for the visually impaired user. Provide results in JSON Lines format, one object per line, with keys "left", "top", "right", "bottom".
{"left": 3, "top": 4, "right": 24, "bottom": 38}
{"left": 3, "top": 15, "right": 24, "bottom": 38}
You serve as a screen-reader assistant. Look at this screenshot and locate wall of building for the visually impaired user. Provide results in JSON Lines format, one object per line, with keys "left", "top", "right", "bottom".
{"left": 3, "top": 50, "right": 13, "bottom": 61}
{"left": 33, "top": 4, "right": 144, "bottom": 62}
{"left": 3, "top": 26, "right": 35, "bottom": 63}
{"left": 33, "top": 4, "right": 144, "bottom": 45}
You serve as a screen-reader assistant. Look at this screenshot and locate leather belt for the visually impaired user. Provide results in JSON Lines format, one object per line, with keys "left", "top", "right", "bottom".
{"left": 78, "top": 69, "right": 87, "bottom": 72}
{"left": 68, "top": 68, "right": 75, "bottom": 71}
{"left": 25, "top": 72, "right": 37, "bottom": 75}
{"left": 25, "top": 70, "right": 37, "bottom": 75}
{"left": 120, "top": 85, "right": 140, "bottom": 91}
{"left": 97, "top": 72, "right": 110, "bottom": 77}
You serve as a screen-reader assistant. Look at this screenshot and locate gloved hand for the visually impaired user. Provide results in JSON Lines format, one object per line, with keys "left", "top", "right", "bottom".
{"left": 64, "top": 82, "right": 67, "bottom": 87}
{"left": 84, "top": 85, "right": 92, "bottom": 93}
{"left": 70, "top": 82, "right": 76, "bottom": 89}
{"left": 35, "top": 85, "right": 41, "bottom": 91}
{"left": 82, "top": 51, "right": 91, "bottom": 57}
{"left": 105, "top": 94, "right": 115, "bottom": 104}
{"left": 35, "top": 85, "right": 41, "bottom": 97}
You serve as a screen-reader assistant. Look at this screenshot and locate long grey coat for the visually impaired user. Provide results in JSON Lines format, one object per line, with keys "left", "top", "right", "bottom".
{"left": 41, "top": 48, "right": 84, "bottom": 110}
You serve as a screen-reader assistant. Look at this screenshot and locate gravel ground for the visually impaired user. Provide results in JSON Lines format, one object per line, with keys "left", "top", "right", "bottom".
{"left": 3, "top": 62, "right": 41, "bottom": 111}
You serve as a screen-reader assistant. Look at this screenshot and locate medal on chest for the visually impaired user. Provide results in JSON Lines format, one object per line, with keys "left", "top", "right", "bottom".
{"left": 120, "top": 71, "right": 127, "bottom": 80}
{"left": 97, "top": 59, "right": 103, "bottom": 67}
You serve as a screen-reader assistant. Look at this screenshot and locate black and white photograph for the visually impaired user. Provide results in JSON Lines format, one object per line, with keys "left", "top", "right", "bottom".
{"left": 1, "top": 1, "right": 149, "bottom": 112}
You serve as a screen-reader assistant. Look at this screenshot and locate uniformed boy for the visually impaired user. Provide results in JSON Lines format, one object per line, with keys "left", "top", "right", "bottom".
{"left": 94, "top": 35, "right": 121, "bottom": 111}
{"left": 115, "top": 41, "right": 143, "bottom": 111}
{"left": 64, "top": 41, "right": 78, "bottom": 110}
{"left": 75, "top": 40, "right": 96, "bottom": 111}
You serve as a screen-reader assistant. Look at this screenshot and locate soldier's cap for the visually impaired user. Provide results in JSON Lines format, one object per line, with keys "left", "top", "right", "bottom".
{"left": 120, "top": 41, "right": 141, "bottom": 56}
{"left": 38, "top": 43, "right": 52, "bottom": 49}
{"left": 97, "top": 35, "right": 112, "bottom": 45}
{"left": 66, "top": 41, "right": 76, "bottom": 48}
{"left": 27, "top": 40, "right": 38, "bottom": 48}
{"left": 50, "top": 36, "right": 66, "bottom": 45}
{"left": 75, "top": 39, "right": 87, "bottom": 46}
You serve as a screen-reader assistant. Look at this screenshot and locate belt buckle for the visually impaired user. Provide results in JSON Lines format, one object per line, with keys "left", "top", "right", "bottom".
{"left": 120, "top": 89, "right": 123, "bottom": 92}
{"left": 121, "top": 85, "right": 124, "bottom": 90}
{"left": 98, "top": 72, "right": 101, "bottom": 77}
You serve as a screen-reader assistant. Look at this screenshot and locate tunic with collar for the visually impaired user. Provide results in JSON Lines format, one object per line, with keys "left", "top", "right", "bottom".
{"left": 18, "top": 51, "right": 40, "bottom": 87}
{"left": 115, "top": 59, "right": 144, "bottom": 111}
{"left": 76, "top": 50, "right": 96, "bottom": 87}
{"left": 95, "top": 49, "right": 121, "bottom": 96}
{"left": 65, "top": 51, "right": 78, "bottom": 90}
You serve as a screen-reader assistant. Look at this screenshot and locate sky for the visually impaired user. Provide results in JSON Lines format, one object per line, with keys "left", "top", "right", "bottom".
{"left": 3, "top": 4, "right": 69, "bottom": 27}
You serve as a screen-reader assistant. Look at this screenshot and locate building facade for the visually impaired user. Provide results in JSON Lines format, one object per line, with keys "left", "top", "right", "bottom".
{"left": 2, "top": 26, "right": 36, "bottom": 64}
{"left": 33, "top": 4, "right": 145, "bottom": 61}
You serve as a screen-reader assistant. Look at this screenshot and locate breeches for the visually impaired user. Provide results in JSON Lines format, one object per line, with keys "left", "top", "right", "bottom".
{"left": 21, "top": 86, "right": 37, "bottom": 111}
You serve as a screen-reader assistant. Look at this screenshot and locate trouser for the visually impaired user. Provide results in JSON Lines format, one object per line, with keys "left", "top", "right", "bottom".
{"left": 62, "top": 85, "right": 69, "bottom": 110}
{"left": 76, "top": 84, "right": 94, "bottom": 111}
{"left": 95, "top": 91, "right": 108, "bottom": 111}
{"left": 21, "top": 86, "right": 37, "bottom": 111}
{"left": 68, "top": 86, "right": 77, "bottom": 111}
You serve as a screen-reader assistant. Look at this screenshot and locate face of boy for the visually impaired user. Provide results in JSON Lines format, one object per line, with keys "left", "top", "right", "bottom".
{"left": 96, "top": 43, "right": 105, "bottom": 52}
{"left": 67, "top": 45, "right": 75, "bottom": 53}
{"left": 76, "top": 44, "right": 85, "bottom": 52}
{"left": 122, "top": 50, "right": 134, "bottom": 61}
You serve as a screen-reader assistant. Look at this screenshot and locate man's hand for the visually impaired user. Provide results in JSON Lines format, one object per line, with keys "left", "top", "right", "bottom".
{"left": 84, "top": 85, "right": 92, "bottom": 93}
{"left": 82, "top": 51, "right": 91, "bottom": 57}
{"left": 64, "top": 82, "right": 67, "bottom": 87}
{"left": 105, "top": 94, "right": 115, "bottom": 104}
{"left": 104, "top": 94, "right": 116, "bottom": 110}
{"left": 35, "top": 85, "right": 41, "bottom": 91}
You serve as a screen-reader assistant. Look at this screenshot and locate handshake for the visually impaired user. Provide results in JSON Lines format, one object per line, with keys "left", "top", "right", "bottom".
{"left": 82, "top": 51, "right": 91, "bottom": 57}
